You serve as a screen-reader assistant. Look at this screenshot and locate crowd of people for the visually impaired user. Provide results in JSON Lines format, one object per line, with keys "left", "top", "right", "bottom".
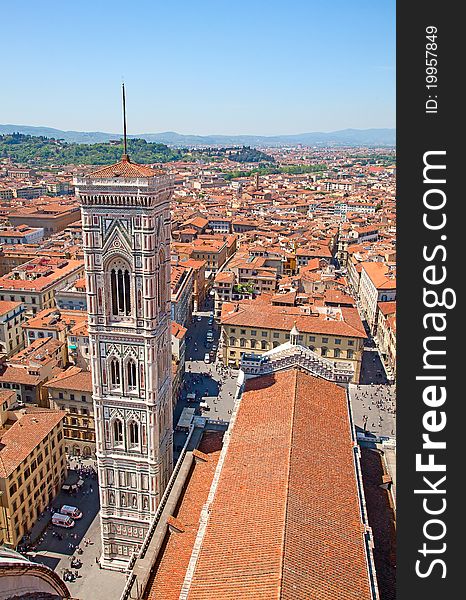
{"left": 353, "top": 383, "right": 396, "bottom": 437}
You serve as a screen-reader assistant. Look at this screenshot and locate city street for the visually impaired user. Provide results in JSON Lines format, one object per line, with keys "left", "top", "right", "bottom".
{"left": 173, "top": 304, "right": 238, "bottom": 459}
{"left": 25, "top": 461, "right": 126, "bottom": 600}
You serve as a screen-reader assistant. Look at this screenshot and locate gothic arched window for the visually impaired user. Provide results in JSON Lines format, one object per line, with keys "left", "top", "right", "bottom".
{"left": 158, "top": 249, "right": 165, "bottom": 310}
{"left": 127, "top": 359, "right": 137, "bottom": 390}
{"left": 129, "top": 421, "right": 139, "bottom": 447}
{"left": 109, "top": 258, "right": 132, "bottom": 317}
{"left": 113, "top": 419, "right": 123, "bottom": 445}
{"left": 110, "top": 358, "right": 121, "bottom": 388}
{"left": 110, "top": 358, "right": 121, "bottom": 387}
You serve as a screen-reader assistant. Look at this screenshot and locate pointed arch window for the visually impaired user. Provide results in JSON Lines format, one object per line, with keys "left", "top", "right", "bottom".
{"left": 110, "top": 358, "right": 121, "bottom": 388}
{"left": 113, "top": 419, "right": 123, "bottom": 446}
{"left": 158, "top": 249, "right": 165, "bottom": 310}
{"left": 109, "top": 258, "right": 132, "bottom": 318}
{"left": 129, "top": 421, "right": 139, "bottom": 447}
{"left": 127, "top": 359, "right": 137, "bottom": 391}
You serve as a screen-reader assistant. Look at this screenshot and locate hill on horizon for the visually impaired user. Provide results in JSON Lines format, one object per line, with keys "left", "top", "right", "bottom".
{"left": 0, "top": 124, "right": 395, "bottom": 147}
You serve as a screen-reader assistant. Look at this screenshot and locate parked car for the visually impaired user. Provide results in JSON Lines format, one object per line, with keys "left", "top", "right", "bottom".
{"left": 60, "top": 505, "right": 82, "bottom": 520}
{"left": 52, "top": 513, "right": 75, "bottom": 528}
{"left": 204, "top": 353, "right": 210, "bottom": 363}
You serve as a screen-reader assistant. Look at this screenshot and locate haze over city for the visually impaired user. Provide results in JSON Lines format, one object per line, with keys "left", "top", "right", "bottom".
{"left": 1, "top": 0, "right": 395, "bottom": 135}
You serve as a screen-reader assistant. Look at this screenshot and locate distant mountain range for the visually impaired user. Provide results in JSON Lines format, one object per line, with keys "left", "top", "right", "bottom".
{"left": 0, "top": 124, "right": 395, "bottom": 147}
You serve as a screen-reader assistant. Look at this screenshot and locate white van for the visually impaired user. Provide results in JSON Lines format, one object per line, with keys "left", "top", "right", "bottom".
{"left": 204, "top": 353, "right": 210, "bottom": 363}
{"left": 52, "top": 513, "right": 75, "bottom": 528}
{"left": 60, "top": 505, "right": 82, "bottom": 519}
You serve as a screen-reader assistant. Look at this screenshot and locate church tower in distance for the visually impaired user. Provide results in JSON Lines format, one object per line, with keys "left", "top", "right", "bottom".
{"left": 74, "top": 136, "right": 174, "bottom": 568}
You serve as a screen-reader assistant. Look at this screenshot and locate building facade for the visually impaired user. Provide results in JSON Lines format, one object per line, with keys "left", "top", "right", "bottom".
{"left": 75, "top": 155, "right": 174, "bottom": 569}
{"left": 0, "top": 300, "right": 25, "bottom": 358}
{"left": 45, "top": 367, "right": 95, "bottom": 457}
{"left": 0, "top": 403, "right": 67, "bottom": 549}
{"left": 220, "top": 300, "right": 365, "bottom": 381}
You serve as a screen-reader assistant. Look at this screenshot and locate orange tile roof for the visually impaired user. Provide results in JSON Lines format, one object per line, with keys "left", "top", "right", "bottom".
{"left": 89, "top": 156, "right": 163, "bottom": 179}
{"left": 0, "top": 365, "right": 40, "bottom": 386}
{"left": 171, "top": 321, "right": 188, "bottom": 339}
{"left": 0, "top": 300, "right": 23, "bottom": 315}
{"left": 44, "top": 367, "right": 92, "bottom": 393}
{"left": 145, "top": 432, "right": 224, "bottom": 600}
{"left": 0, "top": 259, "right": 83, "bottom": 293}
{"left": 221, "top": 298, "right": 366, "bottom": 338}
{"left": 0, "top": 409, "right": 65, "bottom": 477}
{"left": 378, "top": 301, "right": 396, "bottom": 316}
{"left": 361, "top": 262, "right": 396, "bottom": 290}
{"left": 185, "top": 370, "right": 374, "bottom": 599}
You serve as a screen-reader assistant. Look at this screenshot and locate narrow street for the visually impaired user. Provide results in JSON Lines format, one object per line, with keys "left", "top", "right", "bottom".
{"left": 173, "top": 301, "right": 238, "bottom": 460}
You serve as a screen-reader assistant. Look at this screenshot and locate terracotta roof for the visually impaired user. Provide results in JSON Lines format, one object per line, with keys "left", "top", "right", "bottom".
{"left": 214, "top": 271, "right": 234, "bottom": 284}
{"left": 89, "top": 156, "right": 162, "bottom": 179}
{"left": 171, "top": 321, "right": 187, "bottom": 339}
{"left": 145, "top": 432, "right": 224, "bottom": 600}
{"left": 44, "top": 366, "right": 92, "bottom": 393}
{"left": 0, "top": 259, "right": 84, "bottom": 293}
{"left": 361, "top": 262, "right": 396, "bottom": 290}
{"left": 221, "top": 298, "right": 366, "bottom": 338}
{"left": 0, "top": 365, "right": 40, "bottom": 386}
{"left": 0, "top": 300, "right": 22, "bottom": 315}
{"left": 378, "top": 301, "right": 396, "bottom": 316}
{"left": 185, "top": 370, "right": 374, "bottom": 599}
{"left": 0, "top": 409, "right": 65, "bottom": 477}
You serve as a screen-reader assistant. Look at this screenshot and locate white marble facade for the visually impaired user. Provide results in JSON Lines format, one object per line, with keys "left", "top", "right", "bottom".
{"left": 75, "top": 164, "right": 174, "bottom": 569}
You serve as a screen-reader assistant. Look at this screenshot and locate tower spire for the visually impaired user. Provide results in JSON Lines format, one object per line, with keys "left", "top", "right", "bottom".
{"left": 122, "top": 82, "right": 129, "bottom": 161}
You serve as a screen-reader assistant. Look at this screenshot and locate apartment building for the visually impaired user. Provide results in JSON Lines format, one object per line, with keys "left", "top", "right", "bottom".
{"left": 170, "top": 263, "right": 194, "bottom": 329}
{"left": 190, "top": 238, "right": 228, "bottom": 274}
{"left": 213, "top": 258, "right": 278, "bottom": 318}
{"left": 0, "top": 337, "right": 65, "bottom": 406}
{"left": 55, "top": 277, "right": 87, "bottom": 311}
{"left": 22, "top": 306, "right": 87, "bottom": 365}
{"left": 0, "top": 257, "right": 84, "bottom": 316}
{"left": 8, "top": 202, "right": 80, "bottom": 236}
{"left": 171, "top": 321, "right": 187, "bottom": 407}
{"left": 45, "top": 367, "right": 94, "bottom": 457}
{"left": 359, "top": 262, "right": 397, "bottom": 332}
{"left": 376, "top": 301, "right": 396, "bottom": 381}
{"left": 0, "top": 226, "right": 44, "bottom": 245}
{"left": 220, "top": 298, "right": 366, "bottom": 381}
{"left": 178, "top": 258, "right": 206, "bottom": 311}
{"left": 66, "top": 319, "right": 89, "bottom": 370}
{"left": 0, "top": 300, "right": 25, "bottom": 357}
{"left": 0, "top": 406, "right": 67, "bottom": 548}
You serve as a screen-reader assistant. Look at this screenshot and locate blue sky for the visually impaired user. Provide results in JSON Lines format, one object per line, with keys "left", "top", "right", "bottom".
{"left": 1, "top": 0, "right": 395, "bottom": 135}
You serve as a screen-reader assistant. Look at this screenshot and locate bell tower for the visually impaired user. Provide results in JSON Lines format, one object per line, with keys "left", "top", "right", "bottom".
{"left": 74, "top": 91, "right": 174, "bottom": 568}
